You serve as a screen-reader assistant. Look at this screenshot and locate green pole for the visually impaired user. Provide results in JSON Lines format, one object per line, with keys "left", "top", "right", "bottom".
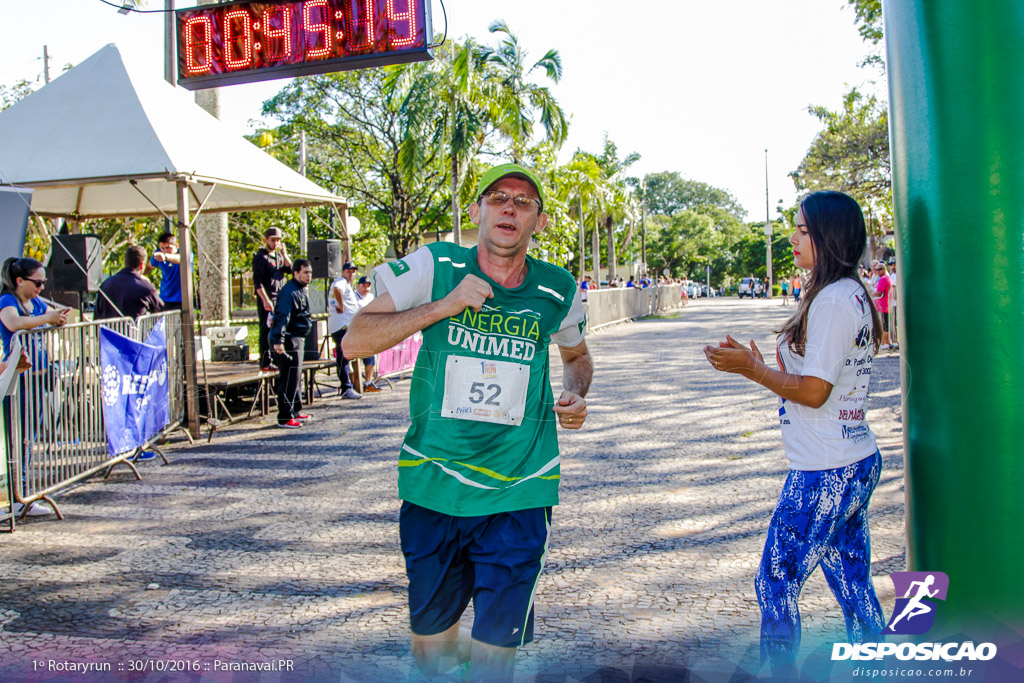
{"left": 884, "top": 1, "right": 1024, "bottom": 633}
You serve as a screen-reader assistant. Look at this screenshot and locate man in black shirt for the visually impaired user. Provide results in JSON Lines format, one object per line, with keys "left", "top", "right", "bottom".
{"left": 270, "top": 259, "right": 312, "bottom": 429}
{"left": 94, "top": 246, "right": 163, "bottom": 320}
{"left": 252, "top": 227, "right": 292, "bottom": 370}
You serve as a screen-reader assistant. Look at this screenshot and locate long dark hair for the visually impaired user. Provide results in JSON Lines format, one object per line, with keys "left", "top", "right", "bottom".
{"left": 1, "top": 257, "right": 44, "bottom": 295}
{"left": 777, "top": 191, "right": 881, "bottom": 355}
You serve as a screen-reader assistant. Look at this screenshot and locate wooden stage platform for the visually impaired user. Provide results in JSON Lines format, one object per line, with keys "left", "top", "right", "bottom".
{"left": 195, "top": 359, "right": 337, "bottom": 435}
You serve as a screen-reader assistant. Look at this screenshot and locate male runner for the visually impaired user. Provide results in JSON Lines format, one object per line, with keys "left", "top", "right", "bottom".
{"left": 343, "top": 164, "right": 593, "bottom": 682}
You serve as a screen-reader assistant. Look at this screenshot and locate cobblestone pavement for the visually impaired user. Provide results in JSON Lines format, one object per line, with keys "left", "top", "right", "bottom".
{"left": 0, "top": 298, "right": 906, "bottom": 682}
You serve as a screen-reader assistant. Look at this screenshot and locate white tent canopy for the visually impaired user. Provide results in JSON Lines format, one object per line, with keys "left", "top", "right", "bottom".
{"left": 0, "top": 44, "right": 344, "bottom": 219}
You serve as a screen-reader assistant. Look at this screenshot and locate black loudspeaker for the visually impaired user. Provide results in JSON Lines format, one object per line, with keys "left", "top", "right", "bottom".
{"left": 212, "top": 344, "right": 249, "bottom": 362}
{"left": 308, "top": 239, "right": 342, "bottom": 279}
{"left": 304, "top": 326, "right": 320, "bottom": 361}
{"left": 51, "top": 234, "right": 103, "bottom": 292}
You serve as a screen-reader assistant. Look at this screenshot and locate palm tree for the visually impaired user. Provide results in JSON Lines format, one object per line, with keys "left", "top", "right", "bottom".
{"left": 480, "top": 20, "right": 569, "bottom": 163}
{"left": 587, "top": 137, "right": 640, "bottom": 281}
{"left": 441, "top": 40, "right": 490, "bottom": 246}
{"left": 557, "top": 153, "right": 604, "bottom": 279}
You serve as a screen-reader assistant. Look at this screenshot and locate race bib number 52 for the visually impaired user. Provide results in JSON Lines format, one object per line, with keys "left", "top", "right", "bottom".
{"left": 441, "top": 355, "right": 530, "bottom": 426}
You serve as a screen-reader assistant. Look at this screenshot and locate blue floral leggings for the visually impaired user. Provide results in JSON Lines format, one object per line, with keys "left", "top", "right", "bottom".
{"left": 756, "top": 451, "right": 885, "bottom": 668}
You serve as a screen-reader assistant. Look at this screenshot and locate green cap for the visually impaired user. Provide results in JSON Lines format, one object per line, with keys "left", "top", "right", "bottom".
{"left": 474, "top": 163, "right": 546, "bottom": 209}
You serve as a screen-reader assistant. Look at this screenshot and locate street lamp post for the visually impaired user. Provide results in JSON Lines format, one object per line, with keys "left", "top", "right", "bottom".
{"left": 164, "top": 1, "right": 175, "bottom": 85}
{"left": 764, "top": 149, "right": 773, "bottom": 299}
{"left": 640, "top": 178, "right": 647, "bottom": 278}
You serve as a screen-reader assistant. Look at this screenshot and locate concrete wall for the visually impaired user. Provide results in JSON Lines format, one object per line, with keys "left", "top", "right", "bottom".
{"left": 584, "top": 285, "right": 682, "bottom": 331}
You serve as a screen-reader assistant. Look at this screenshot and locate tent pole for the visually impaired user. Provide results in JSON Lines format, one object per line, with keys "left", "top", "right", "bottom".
{"left": 336, "top": 204, "right": 351, "bottom": 263}
{"left": 176, "top": 180, "right": 201, "bottom": 438}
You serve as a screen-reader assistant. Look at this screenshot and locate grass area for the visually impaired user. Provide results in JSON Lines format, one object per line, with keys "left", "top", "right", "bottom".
{"left": 647, "top": 311, "right": 684, "bottom": 320}
{"left": 242, "top": 322, "right": 260, "bottom": 345}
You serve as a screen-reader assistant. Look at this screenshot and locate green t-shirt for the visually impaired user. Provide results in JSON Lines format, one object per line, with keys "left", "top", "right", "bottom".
{"left": 373, "top": 243, "right": 587, "bottom": 516}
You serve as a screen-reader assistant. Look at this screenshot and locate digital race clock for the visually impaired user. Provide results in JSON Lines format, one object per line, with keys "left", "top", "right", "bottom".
{"left": 176, "top": 0, "right": 433, "bottom": 90}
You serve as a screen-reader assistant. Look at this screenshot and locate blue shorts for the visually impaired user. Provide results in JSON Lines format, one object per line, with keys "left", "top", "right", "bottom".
{"left": 399, "top": 501, "right": 551, "bottom": 648}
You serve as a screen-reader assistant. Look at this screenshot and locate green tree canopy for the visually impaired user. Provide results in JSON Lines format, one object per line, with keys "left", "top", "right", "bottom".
{"left": 790, "top": 87, "right": 891, "bottom": 237}
{"left": 261, "top": 60, "right": 450, "bottom": 258}
{"left": 845, "top": 0, "right": 885, "bottom": 70}
{"left": 643, "top": 172, "right": 746, "bottom": 220}
{"left": 647, "top": 210, "right": 716, "bottom": 278}
{"left": 731, "top": 222, "right": 796, "bottom": 284}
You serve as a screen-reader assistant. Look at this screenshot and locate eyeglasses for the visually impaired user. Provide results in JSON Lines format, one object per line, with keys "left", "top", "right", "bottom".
{"left": 23, "top": 278, "right": 46, "bottom": 288}
{"left": 481, "top": 190, "right": 542, "bottom": 212}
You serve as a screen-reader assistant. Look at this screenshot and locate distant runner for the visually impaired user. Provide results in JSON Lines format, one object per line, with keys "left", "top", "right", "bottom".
{"left": 343, "top": 164, "right": 593, "bottom": 682}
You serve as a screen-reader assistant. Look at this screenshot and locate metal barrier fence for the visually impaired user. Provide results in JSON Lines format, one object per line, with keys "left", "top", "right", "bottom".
{"left": 138, "top": 311, "right": 185, "bottom": 428}
{"left": 583, "top": 284, "right": 684, "bottom": 330}
{"left": 5, "top": 310, "right": 183, "bottom": 520}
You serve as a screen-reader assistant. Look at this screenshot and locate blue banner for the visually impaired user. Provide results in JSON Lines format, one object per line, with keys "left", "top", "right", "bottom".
{"left": 99, "top": 320, "right": 170, "bottom": 457}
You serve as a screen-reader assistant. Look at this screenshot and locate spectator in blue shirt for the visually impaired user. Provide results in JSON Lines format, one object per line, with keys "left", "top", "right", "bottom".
{"left": 0, "top": 257, "right": 68, "bottom": 359}
{"left": 145, "top": 232, "right": 184, "bottom": 311}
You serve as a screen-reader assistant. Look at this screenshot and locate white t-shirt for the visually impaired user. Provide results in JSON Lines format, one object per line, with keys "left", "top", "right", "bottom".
{"left": 327, "top": 276, "right": 358, "bottom": 334}
{"left": 355, "top": 289, "right": 374, "bottom": 309}
{"left": 776, "top": 278, "right": 878, "bottom": 470}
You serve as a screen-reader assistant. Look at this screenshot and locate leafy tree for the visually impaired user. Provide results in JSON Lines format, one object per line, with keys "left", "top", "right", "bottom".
{"left": 638, "top": 173, "right": 747, "bottom": 283}
{"left": 520, "top": 142, "right": 582, "bottom": 268}
{"left": 847, "top": 0, "right": 885, "bottom": 70}
{"left": 848, "top": 0, "right": 883, "bottom": 44}
{"left": 790, "top": 87, "right": 891, "bottom": 254}
{"left": 726, "top": 222, "right": 794, "bottom": 289}
{"left": 1, "top": 79, "right": 37, "bottom": 111}
{"left": 262, "top": 61, "right": 450, "bottom": 258}
{"left": 647, "top": 210, "right": 716, "bottom": 278}
{"left": 643, "top": 172, "right": 747, "bottom": 219}
{"left": 228, "top": 206, "right": 388, "bottom": 277}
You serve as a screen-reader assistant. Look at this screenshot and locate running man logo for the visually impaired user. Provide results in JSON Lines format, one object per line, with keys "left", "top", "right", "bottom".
{"left": 883, "top": 571, "right": 950, "bottom": 635}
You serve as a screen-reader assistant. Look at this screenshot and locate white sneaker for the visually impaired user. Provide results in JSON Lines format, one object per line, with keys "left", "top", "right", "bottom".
{"left": 14, "top": 501, "right": 51, "bottom": 517}
{"left": 880, "top": 343, "right": 891, "bottom": 351}
{"left": 342, "top": 389, "right": 363, "bottom": 400}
